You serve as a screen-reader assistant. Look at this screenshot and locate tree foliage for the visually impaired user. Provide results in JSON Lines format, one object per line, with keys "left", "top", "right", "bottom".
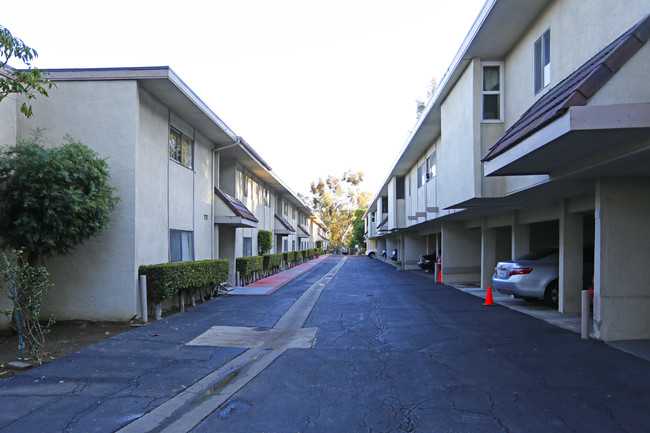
{"left": 0, "top": 25, "right": 54, "bottom": 118}
{"left": 347, "top": 208, "right": 366, "bottom": 250}
{"left": 0, "top": 132, "right": 120, "bottom": 263}
{"left": 308, "top": 170, "right": 370, "bottom": 248}
{"left": 416, "top": 77, "right": 438, "bottom": 119}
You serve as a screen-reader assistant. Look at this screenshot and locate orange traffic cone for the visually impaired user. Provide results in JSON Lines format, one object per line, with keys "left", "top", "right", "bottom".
{"left": 484, "top": 286, "right": 494, "bottom": 306}
{"left": 437, "top": 266, "right": 442, "bottom": 283}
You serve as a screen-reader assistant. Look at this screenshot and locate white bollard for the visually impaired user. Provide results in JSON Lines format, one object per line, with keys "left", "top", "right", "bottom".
{"left": 139, "top": 275, "right": 148, "bottom": 323}
{"left": 581, "top": 290, "right": 590, "bottom": 339}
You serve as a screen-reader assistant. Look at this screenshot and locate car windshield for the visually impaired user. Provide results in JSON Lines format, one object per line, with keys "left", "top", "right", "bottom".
{"left": 516, "top": 248, "right": 559, "bottom": 261}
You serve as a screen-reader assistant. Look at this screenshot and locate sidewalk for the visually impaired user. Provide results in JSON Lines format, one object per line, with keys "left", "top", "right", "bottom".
{"left": 230, "top": 254, "right": 331, "bottom": 295}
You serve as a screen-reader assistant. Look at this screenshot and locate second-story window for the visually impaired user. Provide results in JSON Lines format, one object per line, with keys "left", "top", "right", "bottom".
{"left": 169, "top": 128, "right": 193, "bottom": 169}
{"left": 534, "top": 29, "right": 551, "bottom": 94}
{"left": 417, "top": 162, "right": 425, "bottom": 188}
{"left": 426, "top": 151, "right": 436, "bottom": 180}
{"left": 482, "top": 63, "right": 504, "bottom": 121}
{"left": 243, "top": 175, "right": 253, "bottom": 197}
{"left": 264, "top": 189, "right": 271, "bottom": 207}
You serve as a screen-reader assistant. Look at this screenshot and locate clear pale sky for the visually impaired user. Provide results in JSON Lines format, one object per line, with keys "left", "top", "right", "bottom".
{"left": 2, "top": 0, "right": 485, "bottom": 197}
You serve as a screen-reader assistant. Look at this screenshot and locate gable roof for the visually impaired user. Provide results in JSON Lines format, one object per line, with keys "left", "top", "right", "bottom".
{"left": 483, "top": 13, "right": 650, "bottom": 162}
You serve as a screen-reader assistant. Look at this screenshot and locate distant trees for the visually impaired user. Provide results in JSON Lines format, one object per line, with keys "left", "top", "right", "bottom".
{"left": 307, "top": 170, "right": 370, "bottom": 248}
{"left": 0, "top": 25, "right": 53, "bottom": 118}
{"left": 415, "top": 77, "right": 438, "bottom": 119}
{"left": 347, "top": 208, "right": 366, "bottom": 250}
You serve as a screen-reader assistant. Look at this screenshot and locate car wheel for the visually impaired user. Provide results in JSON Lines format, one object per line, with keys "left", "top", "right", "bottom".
{"left": 369, "top": 252, "right": 376, "bottom": 259}
{"left": 544, "top": 280, "right": 559, "bottom": 307}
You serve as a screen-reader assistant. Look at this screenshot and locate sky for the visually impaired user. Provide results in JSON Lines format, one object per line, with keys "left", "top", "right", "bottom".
{"left": 2, "top": 0, "right": 486, "bottom": 197}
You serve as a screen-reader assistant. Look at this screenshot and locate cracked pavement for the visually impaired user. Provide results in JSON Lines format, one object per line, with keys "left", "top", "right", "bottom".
{"left": 1, "top": 255, "right": 649, "bottom": 432}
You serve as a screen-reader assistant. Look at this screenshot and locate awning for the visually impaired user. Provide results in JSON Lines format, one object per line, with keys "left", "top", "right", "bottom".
{"left": 483, "top": 14, "right": 650, "bottom": 177}
{"left": 274, "top": 214, "right": 295, "bottom": 235}
{"left": 214, "top": 187, "right": 258, "bottom": 228}
{"left": 297, "top": 224, "right": 310, "bottom": 239}
{"left": 377, "top": 216, "right": 388, "bottom": 231}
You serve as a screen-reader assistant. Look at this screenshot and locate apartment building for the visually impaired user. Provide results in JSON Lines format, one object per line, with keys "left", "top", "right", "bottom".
{"left": 0, "top": 66, "right": 320, "bottom": 326}
{"left": 365, "top": 0, "right": 650, "bottom": 340}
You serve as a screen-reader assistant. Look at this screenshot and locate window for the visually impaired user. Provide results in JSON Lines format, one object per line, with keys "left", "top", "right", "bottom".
{"left": 417, "top": 163, "right": 425, "bottom": 188}
{"left": 426, "top": 151, "right": 437, "bottom": 180}
{"left": 243, "top": 237, "right": 252, "bottom": 257}
{"left": 242, "top": 175, "right": 253, "bottom": 197}
{"left": 534, "top": 30, "right": 551, "bottom": 94}
{"left": 169, "top": 128, "right": 193, "bottom": 169}
{"left": 292, "top": 240, "right": 296, "bottom": 251}
{"left": 371, "top": 212, "right": 375, "bottom": 223}
{"left": 408, "top": 176, "right": 411, "bottom": 196}
{"left": 482, "top": 63, "right": 504, "bottom": 121}
{"left": 170, "top": 230, "right": 193, "bottom": 262}
{"left": 283, "top": 238, "right": 289, "bottom": 252}
{"left": 283, "top": 199, "right": 289, "bottom": 216}
{"left": 264, "top": 189, "right": 271, "bottom": 207}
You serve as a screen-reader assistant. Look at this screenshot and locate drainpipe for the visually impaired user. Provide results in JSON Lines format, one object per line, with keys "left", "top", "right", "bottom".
{"left": 211, "top": 139, "right": 241, "bottom": 259}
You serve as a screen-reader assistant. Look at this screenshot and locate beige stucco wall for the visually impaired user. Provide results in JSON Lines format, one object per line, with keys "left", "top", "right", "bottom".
{"left": 439, "top": 59, "right": 479, "bottom": 209}
{"left": 135, "top": 89, "right": 169, "bottom": 267}
{"left": 588, "top": 42, "right": 650, "bottom": 107}
{"left": 14, "top": 80, "right": 139, "bottom": 322}
{"left": 503, "top": 0, "right": 650, "bottom": 127}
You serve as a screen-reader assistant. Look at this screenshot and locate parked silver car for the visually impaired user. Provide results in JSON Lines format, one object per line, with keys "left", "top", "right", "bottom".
{"left": 492, "top": 248, "right": 559, "bottom": 307}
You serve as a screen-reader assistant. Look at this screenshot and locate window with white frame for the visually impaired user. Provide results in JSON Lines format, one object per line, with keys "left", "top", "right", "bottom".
{"left": 426, "top": 151, "right": 436, "bottom": 180}
{"left": 170, "top": 229, "right": 193, "bottom": 262}
{"left": 169, "top": 128, "right": 193, "bottom": 169}
{"left": 534, "top": 29, "right": 551, "bottom": 94}
{"left": 243, "top": 237, "right": 252, "bottom": 257}
{"left": 283, "top": 238, "right": 288, "bottom": 252}
{"left": 242, "top": 175, "right": 253, "bottom": 197}
{"left": 417, "top": 163, "right": 425, "bottom": 188}
{"left": 481, "top": 63, "right": 504, "bottom": 121}
{"left": 264, "top": 189, "right": 271, "bottom": 207}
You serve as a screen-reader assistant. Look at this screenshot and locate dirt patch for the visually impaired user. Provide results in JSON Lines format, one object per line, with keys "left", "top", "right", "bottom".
{"left": 0, "top": 320, "right": 134, "bottom": 379}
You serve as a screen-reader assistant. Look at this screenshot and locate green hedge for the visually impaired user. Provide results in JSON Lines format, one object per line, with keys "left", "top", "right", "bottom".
{"left": 263, "top": 254, "right": 282, "bottom": 270}
{"left": 139, "top": 259, "right": 229, "bottom": 304}
{"left": 236, "top": 256, "right": 263, "bottom": 277}
{"left": 283, "top": 251, "right": 295, "bottom": 263}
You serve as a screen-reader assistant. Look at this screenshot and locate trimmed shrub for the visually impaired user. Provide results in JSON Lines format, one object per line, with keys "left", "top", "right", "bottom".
{"left": 139, "top": 259, "right": 229, "bottom": 304}
{"left": 258, "top": 230, "right": 273, "bottom": 255}
{"left": 283, "top": 251, "right": 296, "bottom": 263}
{"left": 236, "top": 256, "right": 263, "bottom": 278}
{"left": 263, "top": 254, "right": 282, "bottom": 270}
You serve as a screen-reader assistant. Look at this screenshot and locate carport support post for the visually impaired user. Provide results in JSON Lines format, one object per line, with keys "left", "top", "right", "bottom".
{"left": 581, "top": 290, "right": 590, "bottom": 339}
{"left": 139, "top": 275, "right": 148, "bottom": 324}
{"left": 559, "top": 200, "right": 583, "bottom": 313}
{"left": 481, "top": 222, "right": 497, "bottom": 290}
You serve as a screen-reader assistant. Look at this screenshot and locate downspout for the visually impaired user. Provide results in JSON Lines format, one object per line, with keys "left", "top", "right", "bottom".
{"left": 211, "top": 138, "right": 241, "bottom": 259}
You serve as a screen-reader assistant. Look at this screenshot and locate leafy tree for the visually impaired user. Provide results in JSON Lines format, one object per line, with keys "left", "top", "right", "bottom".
{"left": 308, "top": 170, "right": 370, "bottom": 248}
{"left": 0, "top": 25, "right": 53, "bottom": 118}
{"left": 0, "top": 132, "right": 120, "bottom": 263}
{"left": 258, "top": 229, "right": 273, "bottom": 255}
{"left": 347, "top": 208, "right": 366, "bottom": 250}
{"left": 415, "top": 77, "right": 438, "bottom": 119}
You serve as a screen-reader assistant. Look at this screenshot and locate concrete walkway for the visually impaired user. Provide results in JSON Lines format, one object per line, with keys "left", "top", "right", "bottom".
{"left": 230, "top": 254, "right": 331, "bottom": 295}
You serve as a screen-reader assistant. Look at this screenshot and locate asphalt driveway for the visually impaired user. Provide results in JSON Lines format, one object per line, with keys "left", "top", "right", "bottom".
{"left": 1, "top": 255, "right": 648, "bottom": 432}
